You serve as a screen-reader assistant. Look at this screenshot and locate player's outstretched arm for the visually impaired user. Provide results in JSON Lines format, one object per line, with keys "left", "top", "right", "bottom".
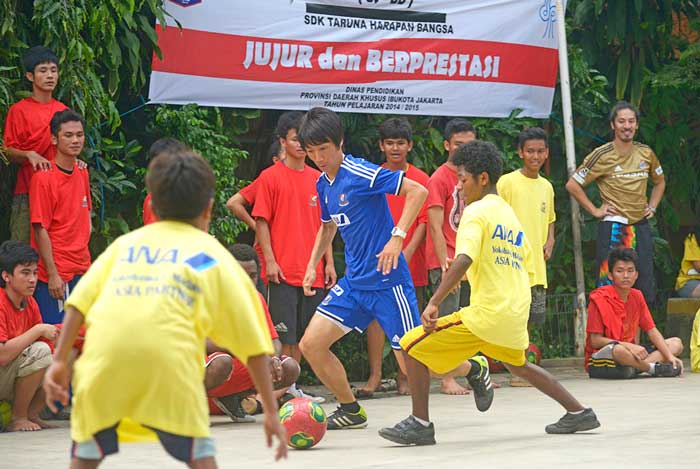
{"left": 44, "top": 306, "right": 84, "bottom": 412}
{"left": 303, "top": 221, "right": 337, "bottom": 296}
{"left": 429, "top": 254, "right": 471, "bottom": 307}
{"left": 246, "top": 354, "right": 288, "bottom": 461}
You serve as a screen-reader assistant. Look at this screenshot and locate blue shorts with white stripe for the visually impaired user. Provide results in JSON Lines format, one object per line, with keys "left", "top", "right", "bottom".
{"left": 315, "top": 276, "right": 420, "bottom": 349}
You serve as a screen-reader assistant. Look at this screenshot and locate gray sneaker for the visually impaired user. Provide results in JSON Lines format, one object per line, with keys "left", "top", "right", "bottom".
{"left": 466, "top": 356, "right": 494, "bottom": 412}
{"left": 654, "top": 362, "right": 682, "bottom": 377}
{"left": 379, "top": 415, "right": 436, "bottom": 446}
{"left": 213, "top": 395, "right": 255, "bottom": 423}
{"left": 545, "top": 408, "right": 600, "bottom": 434}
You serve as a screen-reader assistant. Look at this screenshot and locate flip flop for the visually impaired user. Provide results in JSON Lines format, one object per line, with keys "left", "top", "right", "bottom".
{"left": 351, "top": 385, "right": 374, "bottom": 399}
{"left": 376, "top": 378, "right": 397, "bottom": 393}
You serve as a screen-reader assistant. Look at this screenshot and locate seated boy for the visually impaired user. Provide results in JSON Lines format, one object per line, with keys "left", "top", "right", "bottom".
{"left": 0, "top": 240, "right": 57, "bottom": 431}
{"left": 43, "top": 150, "right": 286, "bottom": 467}
{"left": 586, "top": 247, "right": 683, "bottom": 378}
{"left": 205, "top": 243, "right": 300, "bottom": 422}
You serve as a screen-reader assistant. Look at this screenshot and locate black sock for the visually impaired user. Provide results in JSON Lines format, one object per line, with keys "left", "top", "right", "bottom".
{"left": 341, "top": 401, "right": 361, "bottom": 413}
{"left": 467, "top": 359, "right": 482, "bottom": 378}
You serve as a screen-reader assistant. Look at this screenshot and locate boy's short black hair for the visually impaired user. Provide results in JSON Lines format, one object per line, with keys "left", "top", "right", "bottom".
{"left": 0, "top": 241, "right": 39, "bottom": 288}
{"left": 518, "top": 127, "right": 549, "bottom": 149}
{"left": 298, "top": 107, "right": 344, "bottom": 148}
{"left": 608, "top": 247, "right": 639, "bottom": 271}
{"left": 379, "top": 118, "right": 413, "bottom": 142}
{"left": 267, "top": 139, "right": 282, "bottom": 161}
{"left": 609, "top": 101, "right": 640, "bottom": 123}
{"left": 50, "top": 109, "right": 85, "bottom": 137}
{"left": 452, "top": 140, "right": 503, "bottom": 185}
{"left": 444, "top": 118, "right": 476, "bottom": 141}
{"left": 146, "top": 150, "right": 215, "bottom": 221}
{"left": 22, "top": 46, "right": 58, "bottom": 74}
{"left": 148, "top": 138, "right": 188, "bottom": 160}
{"left": 227, "top": 243, "right": 260, "bottom": 269}
{"left": 275, "top": 111, "right": 305, "bottom": 140}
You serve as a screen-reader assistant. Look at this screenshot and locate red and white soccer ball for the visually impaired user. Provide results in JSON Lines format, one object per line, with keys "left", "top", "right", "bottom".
{"left": 278, "top": 397, "right": 327, "bottom": 449}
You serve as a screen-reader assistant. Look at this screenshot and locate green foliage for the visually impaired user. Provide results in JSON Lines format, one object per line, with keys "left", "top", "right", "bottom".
{"left": 150, "top": 104, "right": 257, "bottom": 245}
{"left": 570, "top": 0, "right": 700, "bottom": 106}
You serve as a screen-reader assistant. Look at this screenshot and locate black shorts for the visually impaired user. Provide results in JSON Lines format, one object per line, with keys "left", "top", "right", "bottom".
{"left": 267, "top": 281, "right": 325, "bottom": 344}
{"left": 588, "top": 343, "right": 656, "bottom": 379}
{"left": 71, "top": 422, "right": 215, "bottom": 462}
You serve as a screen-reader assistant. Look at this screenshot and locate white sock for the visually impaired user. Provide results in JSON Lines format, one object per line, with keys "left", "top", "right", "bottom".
{"left": 568, "top": 409, "right": 585, "bottom": 415}
{"left": 648, "top": 363, "right": 656, "bottom": 375}
{"left": 412, "top": 415, "right": 431, "bottom": 427}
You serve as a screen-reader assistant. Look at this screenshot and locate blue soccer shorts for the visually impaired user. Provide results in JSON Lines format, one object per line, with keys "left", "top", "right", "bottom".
{"left": 315, "top": 277, "right": 420, "bottom": 349}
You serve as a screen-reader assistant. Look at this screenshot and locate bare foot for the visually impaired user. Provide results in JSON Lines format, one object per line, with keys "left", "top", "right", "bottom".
{"left": 8, "top": 417, "right": 42, "bottom": 432}
{"left": 440, "top": 377, "right": 470, "bottom": 395}
{"left": 357, "top": 375, "right": 381, "bottom": 395}
{"left": 29, "top": 415, "right": 58, "bottom": 429}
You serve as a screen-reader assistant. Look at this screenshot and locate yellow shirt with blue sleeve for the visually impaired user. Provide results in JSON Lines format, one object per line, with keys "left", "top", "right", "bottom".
{"left": 66, "top": 221, "right": 273, "bottom": 443}
{"left": 455, "top": 194, "right": 534, "bottom": 350}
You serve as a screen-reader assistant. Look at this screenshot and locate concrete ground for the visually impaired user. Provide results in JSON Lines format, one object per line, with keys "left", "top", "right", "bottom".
{"left": 1, "top": 363, "right": 699, "bottom": 469}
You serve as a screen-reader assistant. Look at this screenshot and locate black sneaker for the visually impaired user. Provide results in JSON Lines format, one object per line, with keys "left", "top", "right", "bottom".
{"left": 466, "top": 356, "right": 494, "bottom": 412}
{"left": 654, "top": 362, "right": 682, "bottom": 377}
{"left": 326, "top": 405, "right": 368, "bottom": 430}
{"left": 213, "top": 394, "right": 255, "bottom": 423}
{"left": 378, "top": 416, "right": 436, "bottom": 446}
{"left": 545, "top": 408, "right": 600, "bottom": 434}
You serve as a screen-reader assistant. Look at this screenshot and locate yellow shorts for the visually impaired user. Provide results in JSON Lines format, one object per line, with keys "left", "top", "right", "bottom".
{"left": 399, "top": 312, "right": 525, "bottom": 374}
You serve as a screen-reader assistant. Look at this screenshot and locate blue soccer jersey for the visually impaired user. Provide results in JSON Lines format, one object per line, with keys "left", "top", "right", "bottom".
{"left": 317, "top": 154, "right": 412, "bottom": 290}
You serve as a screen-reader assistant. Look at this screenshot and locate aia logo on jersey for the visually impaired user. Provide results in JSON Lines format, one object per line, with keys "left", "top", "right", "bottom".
{"left": 81, "top": 196, "right": 88, "bottom": 208}
{"left": 639, "top": 161, "right": 649, "bottom": 170}
{"left": 309, "top": 195, "right": 318, "bottom": 207}
{"left": 339, "top": 193, "right": 349, "bottom": 207}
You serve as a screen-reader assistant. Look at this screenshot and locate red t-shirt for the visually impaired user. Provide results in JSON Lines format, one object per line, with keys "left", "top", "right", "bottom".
{"left": 425, "top": 163, "right": 464, "bottom": 270}
{"left": 3, "top": 97, "right": 68, "bottom": 195}
{"left": 383, "top": 163, "right": 429, "bottom": 287}
{"left": 238, "top": 179, "right": 267, "bottom": 284}
{"left": 584, "top": 285, "right": 656, "bottom": 368}
{"left": 142, "top": 193, "right": 156, "bottom": 225}
{"left": 29, "top": 162, "right": 92, "bottom": 283}
{"left": 0, "top": 289, "right": 42, "bottom": 342}
{"left": 252, "top": 162, "right": 324, "bottom": 288}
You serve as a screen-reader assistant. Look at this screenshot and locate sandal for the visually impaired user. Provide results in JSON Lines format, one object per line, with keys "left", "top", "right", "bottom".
{"left": 351, "top": 385, "right": 374, "bottom": 399}
{"left": 376, "top": 378, "right": 397, "bottom": 393}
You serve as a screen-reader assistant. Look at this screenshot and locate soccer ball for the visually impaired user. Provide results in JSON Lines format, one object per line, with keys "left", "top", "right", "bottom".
{"left": 0, "top": 400, "right": 11, "bottom": 431}
{"left": 278, "top": 397, "right": 327, "bottom": 449}
{"left": 526, "top": 343, "right": 542, "bottom": 365}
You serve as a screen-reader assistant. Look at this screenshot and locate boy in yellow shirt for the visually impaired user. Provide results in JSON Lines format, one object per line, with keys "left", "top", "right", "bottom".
{"left": 43, "top": 150, "right": 287, "bottom": 467}
{"left": 380, "top": 140, "right": 600, "bottom": 446}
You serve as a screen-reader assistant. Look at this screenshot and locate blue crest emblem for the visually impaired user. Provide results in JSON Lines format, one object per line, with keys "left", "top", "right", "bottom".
{"left": 339, "top": 193, "right": 349, "bottom": 207}
{"left": 169, "top": 0, "right": 202, "bottom": 7}
{"left": 539, "top": 0, "right": 556, "bottom": 39}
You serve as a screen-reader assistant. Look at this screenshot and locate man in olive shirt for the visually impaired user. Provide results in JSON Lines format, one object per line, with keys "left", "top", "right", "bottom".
{"left": 565, "top": 101, "right": 665, "bottom": 305}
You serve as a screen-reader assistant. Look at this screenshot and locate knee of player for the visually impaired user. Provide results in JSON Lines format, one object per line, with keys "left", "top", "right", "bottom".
{"left": 279, "top": 357, "right": 301, "bottom": 388}
{"left": 206, "top": 355, "right": 233, "bottom": 388}
{"left": 667, "top": 337, "right": 684, "bottom": 356}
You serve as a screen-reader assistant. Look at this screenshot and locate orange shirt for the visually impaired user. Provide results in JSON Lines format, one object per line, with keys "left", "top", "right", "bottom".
{"left": 584, "top": 285, "right": 655, "bottom": 368}
{"left": 383, "top": 163, "right": 429, "bottom": 287}
{"left": 3, "top": 97, "right": 68, "bottom": 195}
{"left": 0, "top": 289, "right": 42, "bottom": 342}
{"left": 30, "top": 162, "right": 92, "bottom": 282}
{"left": 252, "top": 162, "right": 324, "bottom": 288}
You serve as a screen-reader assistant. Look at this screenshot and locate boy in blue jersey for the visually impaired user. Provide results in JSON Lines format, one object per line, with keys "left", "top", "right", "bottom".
{"left": 298, "top": 108, "right": 428, "bottom": 429}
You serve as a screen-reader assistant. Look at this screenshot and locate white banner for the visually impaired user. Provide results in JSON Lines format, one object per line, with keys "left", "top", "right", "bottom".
{"left": 149, "top": 0, "right": 563, "bottom": 117}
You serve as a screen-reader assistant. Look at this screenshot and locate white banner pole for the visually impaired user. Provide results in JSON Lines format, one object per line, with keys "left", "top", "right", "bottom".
{"left": 555, "top": 0, "right": 587, "bottom": 357}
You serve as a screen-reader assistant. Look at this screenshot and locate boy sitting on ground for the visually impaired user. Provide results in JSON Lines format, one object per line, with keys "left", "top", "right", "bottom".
{"left": 586, "top": 247, "right": 683, "bottom": 378}
{"left": 0, "top": 240, "right": 57, "bottom": 431}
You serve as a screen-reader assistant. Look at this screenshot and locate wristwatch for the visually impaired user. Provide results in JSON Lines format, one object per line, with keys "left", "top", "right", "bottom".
{"left": 391, "top": 226, "right": 407, "bottom": 239}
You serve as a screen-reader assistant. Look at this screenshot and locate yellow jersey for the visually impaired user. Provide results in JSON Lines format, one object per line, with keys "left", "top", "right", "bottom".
{"left": 676, "top": 234, "right": 700, "bottom": 291}
{"left": 497, "top": 170, "right": 555, "bottom": 288}
{"left": 455, "top": 194, "right": 534, "bottom": 350}
{"left": 66, "top": 221, "right": 273, "bottom": 443}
